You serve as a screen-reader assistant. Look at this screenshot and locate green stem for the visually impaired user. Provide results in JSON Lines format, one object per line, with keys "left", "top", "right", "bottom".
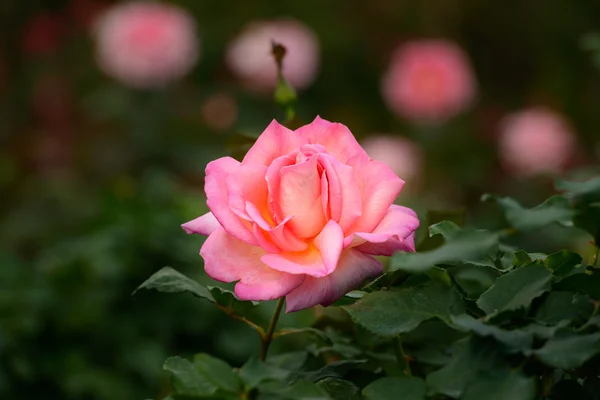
{"left": 215, "top": 304, "right": 265, "bottom": 338}
{"left": 393, "top": 336, "right": 412, "bottom": 376}
{"left": 259, "top": 297, "right": 285, "bottom": 361}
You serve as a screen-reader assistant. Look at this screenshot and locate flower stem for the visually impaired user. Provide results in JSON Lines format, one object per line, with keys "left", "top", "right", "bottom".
{"left": 259, "top": 297, "right": 285, "bottom": 361}
{"left": 393, "top": 335, "right": 412, "bottom": 376}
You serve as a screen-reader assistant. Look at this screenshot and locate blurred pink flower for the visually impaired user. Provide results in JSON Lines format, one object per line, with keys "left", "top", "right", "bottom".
{"left": 361, "top": 135, "right": 422, "bottom": 183}
{"left": 94, "top": 1, "right": 199, "bottom": 88}
{"left": 226, "top": 19, "right": 320, "bottom": 93}
{"left": 382, "top": 40, "right": 476, "bottom": 123}
{"left": 498, "top": 107, "right": 577, "bottom": 177}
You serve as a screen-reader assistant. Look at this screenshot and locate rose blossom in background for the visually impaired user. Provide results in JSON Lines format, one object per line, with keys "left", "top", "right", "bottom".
{"left": 183, "top": 118, "right": 419, "bottom": 312}
{"left": 361, "top": 135, "right": 422, "bottom": 184}
{"left": 498, "top": 107, "right": 577, "bottom": 177}
{"left": 226, "top": 19, "right": 320, "bottom": 93}
{"left": 382, "top": 40, "right": 476, "bottom": 123}
{"left": 94, "top": 1, "right": 199, "bottom": 88}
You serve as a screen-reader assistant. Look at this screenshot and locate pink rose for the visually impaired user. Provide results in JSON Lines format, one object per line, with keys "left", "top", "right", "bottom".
{"left": 94, "top": 1, "right": 199, "bottom": 88}
{"left": 498, "top": 107, "right": 577, "bottom": 177}
{"left": 382, "top": 40, "right": 476, "bottom": 123}
{"left": 183, "top": 117, "right": 419, "bottom": 312}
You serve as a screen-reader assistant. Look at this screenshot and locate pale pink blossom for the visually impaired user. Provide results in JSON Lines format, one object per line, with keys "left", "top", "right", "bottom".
{"left": 361, "top": 135, "right": 422, "bottom": 183}
{"left": 498, "top": 108, "right": 577, "bottom": 177}
{"left": 183, "top": 117, "right": 419, "bottom": 312}
{"left": 226, "top": 19, "right": 320, "bottom": 93}
{"left": 382, "top": 40, "right": 476, "bottom": 123}
{"left": 94, "top": 1, "right": 199, "bottom": 88}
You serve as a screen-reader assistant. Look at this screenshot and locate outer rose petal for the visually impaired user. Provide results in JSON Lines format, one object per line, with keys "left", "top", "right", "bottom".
{"left": 261, "top": 220, "right": 344, "bottom": 278}
{"left": 285, "top": 249, "right": 383, "bottom": 312}
{"left": 353, "top": 205, "right": 420, "bottom": 256}
{"left": 278, "top": 156, "right": 326, "bottom": 238}
{"left": 295, "top": 116, "right": 369, "bottom": 163}
{"left": 182, "top": 212, "right": 220, "bottom": 236}
{"left": 226, "top": 164, "right": 269, "bottom": 221}
{"left": 242, "top": 119, "right": 307, "bottom": 166}
{"left": 348, "top": 155, "right": 405, "bottom": 233}
{"left": 201, "top": 227, "right": 304, "bottom": 300}
{"left": 205, "top": 157, "right": 257, "bottom": 245}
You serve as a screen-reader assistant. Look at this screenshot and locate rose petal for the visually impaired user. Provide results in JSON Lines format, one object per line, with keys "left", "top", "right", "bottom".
{"left": 265, "top": 217, "right": 310, "bottom": 252}
{"left": 318, "top": 153, "right": 362, "bottom": 233}
{"left": 242, "top": 119, "right": 307, "bottom": 166}
{"left": 295, "top": 116, "right": 369, "bottom": 163}
{"left": 226, "top": 164, "right": 269, "bottom": 221}
{"left": 201, "top": 227, "right": 304, "bottom": 300}
{"left": 285, "top": 249, "right": 383, "bottom": 312}
{"left": 247, "top": 202, "right": 309, "bottom": 253}
{"left": 205, "top": 157, "right": 257, "bottom": 245}
{"left": 261, "top": 220, "right": 343, "bottom": 278}
{"left": 278, "top": 156, "right": 326, "bottom": 238}
{"left": 347, "top": 155, "right": 405, "bottom": 233}
{"left": 181, "top": 212, "right": 220, "bottom": 236}
{"left": 353, "top": 205, "right": 420, "bottom": 256}
{"left": 265, "top": 153, "right": 296, "bottom": 224}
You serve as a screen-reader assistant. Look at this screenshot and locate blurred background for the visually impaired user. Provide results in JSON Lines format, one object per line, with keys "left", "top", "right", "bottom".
{"left": 1, "top": 0, "right": 600, "bottom": 398}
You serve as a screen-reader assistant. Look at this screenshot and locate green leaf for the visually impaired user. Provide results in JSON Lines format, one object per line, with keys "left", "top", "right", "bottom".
{"left": 512, "top": 250, "right": 533, "bottom": 267}
{"left": 426, "top": 337, "right": 509, "bottom": 398}
{"left": 534, "top": 291, "right": 594, "bottom": 326}
{"left": 521, "top": 321, "right": 570, "bottom": 339}
{"left": 461, "top": 369, "right": 536, "bottom": 400}
{"left": 317, "top": 378, "right": 361, "bottom": 400}
{"left": 342, "top": 282, "right": 464, "bottom": 336}
{"left": 299, "top": 359, "right": 368, "bottom": 382}
{"left": 391, "top": 229, "right": 498, "bottom": 273}
{"left": 274, "top": 328, "right": 333, "bottom": 344}
{"left": 482, "top": 194, "right": 574, "bottom": 230}
{"left": 163, "top": 356, "right": 217, "bottom": 397}
{"left": 428, "top": 220, "right": 462, "bottom": 240}
{"left": 257, "top": 379, "right": 332, "bottom": 400}
{"left": 449, "top": 265, "right": 501, "bottom": 299}
{"left": 555, "top": 273, "right": 600, "bottom": 300}
{"left": 208, "top": 286, "right": 258, "bottom": 315}
{"left": 266, "top": 351, "right": 308, "bottom": 371}
{"left": 239, "top": 357, "right": 291, "bottom": 390}
{"left": 450, "top": 314, "right": 533, "bottom": 353}
{"left": 556, "top": 177, "right": 600, "bottom": 205}
{"left": 134, "top": 267, "right": 213, "bottom": 301}
{"left": 402, "top": 320, "right": 466, "bottom": 366}
{"left": 476, "top": 264, "right": 552, "bottom": 315}
{"left": 417, "top": 211, "right": 467, "bottom": 252}
{"left": 363, "top": 377, "right": 426, "bottom": 400}
{"left": 534, "top": 331, "right": 600, "bottom": 369}
{"left": 193, "top": 353, "right": 242, "bottom": 393}
{"left": 545, "top": 250, "right": 583, "bottom": 278}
